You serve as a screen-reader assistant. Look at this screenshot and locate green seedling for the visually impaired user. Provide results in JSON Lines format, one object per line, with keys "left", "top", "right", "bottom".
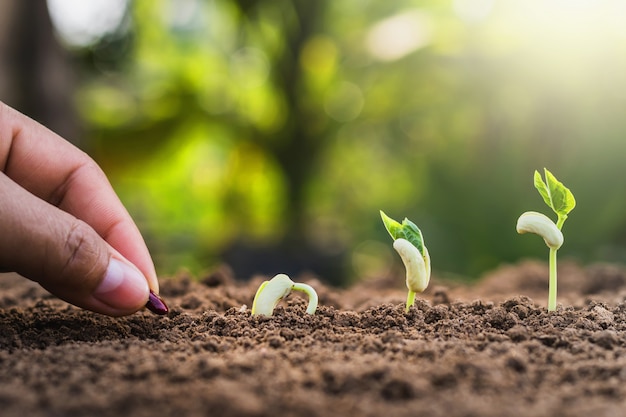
{"left": 516, "top": 168, "right": 576, "bottom": 311}
{"left": 380, "top": 210, "right": 431, "bottom": 312}
{"left": 251, "top": 274, "right": 318, "bottom": 316}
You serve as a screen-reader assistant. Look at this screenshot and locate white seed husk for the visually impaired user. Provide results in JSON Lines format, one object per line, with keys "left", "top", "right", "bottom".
{"left": 251, "top": 274, "right": 294, "bottom": 316}
{"left": 516, "top": 211, "right": 563, "bottom": 250}
{"left": 393, "top": 238, "right": 431, "bottom": 293}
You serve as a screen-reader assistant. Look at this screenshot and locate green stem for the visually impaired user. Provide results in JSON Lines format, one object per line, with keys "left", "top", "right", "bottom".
{"left": 548, "top": 214, "right": 566, "bottom": 312}
{"left": 556, "top": 215, "right": 566, "bottom": 230}
{"left": 291, "top": 283, "right": 319, "bottom": 315}
{"left": 406, "top": 290, "right": 416, "bottom": 313}
{"left": 548, "top": 247, "right": 558, "bottom": 311}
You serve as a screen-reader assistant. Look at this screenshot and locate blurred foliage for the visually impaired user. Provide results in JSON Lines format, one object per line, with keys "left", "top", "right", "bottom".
{"left": 52, "top": 0, "right": 626, "bottom": 282}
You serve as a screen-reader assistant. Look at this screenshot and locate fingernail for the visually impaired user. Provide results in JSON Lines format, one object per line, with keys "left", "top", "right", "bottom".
{"left": 146, "top": 290, "right": 169, "bottom": 315}
{"left": 94, "top": 258, "right": 149, "bottom": 310}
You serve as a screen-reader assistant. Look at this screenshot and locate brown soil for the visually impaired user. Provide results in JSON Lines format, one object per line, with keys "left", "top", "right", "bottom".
{"left": 2, "top": 260, "right": 626, "bottom": 417}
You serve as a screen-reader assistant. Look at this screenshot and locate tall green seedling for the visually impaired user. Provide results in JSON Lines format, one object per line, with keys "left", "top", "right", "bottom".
{"left": 380, "top": 211, "right": 431, "bottom": 312}
{"left": 516, "top": 168, "right": 576, "bottom": 311}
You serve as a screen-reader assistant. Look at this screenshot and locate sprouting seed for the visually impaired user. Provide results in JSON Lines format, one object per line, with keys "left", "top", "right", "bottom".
{"left": 380, "top": 210, "right": 431, "bottom": 312}
{"left": 251, "top": 274, "right": 318, "bottom": 316}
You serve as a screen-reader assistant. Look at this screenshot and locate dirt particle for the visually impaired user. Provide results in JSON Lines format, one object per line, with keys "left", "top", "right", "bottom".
{"left": 279, "top": 328, "right": 295, "bottom": 341}
{"left": 381, "top": 378, "right": 415, "bottom": 400}
{"left": 505, "top": 355, "right": 527, "bottom": 373}
{"left": 485, "top": 307, "right": 517, "bottom": 330}
{"left": 591, "top": 306, "right": 614, "bottom": 328}
{"left": 335, "top": 311, "right": 360, "bottom": 327}
{"left": 507, "top": 325, "right": 530, "bottom": 342}
{"left": 267, "top": 336, "right": 283, "bottom": 348}
{"left": 424, "top": 305, "right": 449, "bottom": 324}
{"left": 510, "top": 305, "right": 529, "bottom": 319}
{"left": 470, "top": 299, "right": 494, "bottom": 314}
{"left": 535, "top": 332, "right": 570, "bottom": 349}
{"left": 431, "top": 371, "right": 458, "bottom": 389}
{"left": 381, "top": 330, "right": 403, "bottom": 344}
{"left": 591, "top": 330, "right": 619, "bottom": 350}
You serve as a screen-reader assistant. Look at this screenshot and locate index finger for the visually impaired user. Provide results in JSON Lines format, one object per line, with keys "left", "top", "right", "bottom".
{"left": 0, "top": 102, "right": 158, "bottom": 291}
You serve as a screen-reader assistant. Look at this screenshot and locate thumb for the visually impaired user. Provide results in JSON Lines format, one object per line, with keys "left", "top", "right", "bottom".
{"left": 0, "top": 173, "right": 149, "bottom": 316}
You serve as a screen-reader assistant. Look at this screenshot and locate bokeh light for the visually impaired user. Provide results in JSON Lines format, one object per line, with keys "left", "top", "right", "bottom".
{"left": 48, "top": 0, "right": 128, "bottom": 47}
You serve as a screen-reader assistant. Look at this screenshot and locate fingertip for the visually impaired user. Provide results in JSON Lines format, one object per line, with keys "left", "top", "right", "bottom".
{"left": 92, "top": 257, "right": 150, "bottom": 314}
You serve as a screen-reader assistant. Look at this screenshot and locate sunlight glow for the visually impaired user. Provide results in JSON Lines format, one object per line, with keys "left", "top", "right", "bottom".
{"left": 47, "top": 0, "right": 128, "bottom": 47}
{"left": 366, "top": 10, "right": 433, "bottom": 62}
{"left": 473, "top": 0, "right": 626, "bottom": 86}
{"left": 453, "top": 0, "right": 495, "bottom": 23}
{"left": 499, "top": 0, "right": 626, "bottom": 41}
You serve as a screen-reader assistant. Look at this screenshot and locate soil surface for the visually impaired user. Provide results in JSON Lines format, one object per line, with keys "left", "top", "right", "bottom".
{"left": 2, "top": 260, "right": 626, "bottom": 417}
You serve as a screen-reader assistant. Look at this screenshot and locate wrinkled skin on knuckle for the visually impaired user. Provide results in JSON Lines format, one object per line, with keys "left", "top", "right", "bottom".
{"left": 49, "top": 219, "right": 109, "bottom": 294}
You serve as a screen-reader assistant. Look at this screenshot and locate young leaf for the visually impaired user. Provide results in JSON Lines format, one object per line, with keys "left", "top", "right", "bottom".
{"left": 380, "top": 210, "right": 403, "bottom": 240}
{"left": 533, "top": 170, "right": 552, "bottom": 209}
{"left": 400, "top": 218, "right": 425, "bottom": 256}
{"left": 380, "top": 210, "right": 425, "bottom": 256}
{"left": 534, "top": 169, "right": 576, "bottom": 218}
{"left": 544, "top": 169, "right": 576, "bottom": 216}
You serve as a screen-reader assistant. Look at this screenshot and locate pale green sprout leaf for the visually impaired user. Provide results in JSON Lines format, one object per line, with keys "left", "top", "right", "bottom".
{"left": 534, "top": 168, "right": 576, "bottom": 221}
{"left": 533, "top": 170, "right": 552, "bottom": 210}
{"left": 400, "top": 218, "right": 425, "bottom": 256}
{"left": 379, "top": 210, "right": 425, "bottom": 256}
{"left": 380, "top": 210, "right": 403, "bottom": 240}
{"left": 251, "top": 274, "right": 318, "bottom": 316}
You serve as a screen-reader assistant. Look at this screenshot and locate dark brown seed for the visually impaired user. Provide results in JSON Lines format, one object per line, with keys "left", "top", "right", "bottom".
{"left": 145, "top": 290, "right": 169, "bottom": 315}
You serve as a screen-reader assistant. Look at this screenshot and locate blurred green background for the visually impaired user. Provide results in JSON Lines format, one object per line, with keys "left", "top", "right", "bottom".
{"left": 3, "top": 0, "right": 626, "bottom": 284}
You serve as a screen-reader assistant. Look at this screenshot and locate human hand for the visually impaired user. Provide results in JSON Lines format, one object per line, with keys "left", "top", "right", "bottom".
{"left": 0, "top": 101, "right": 165, "bottom": 316}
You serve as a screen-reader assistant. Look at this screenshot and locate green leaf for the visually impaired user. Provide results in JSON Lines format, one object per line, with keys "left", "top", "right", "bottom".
{"left": 380, "top": 210, "right": 403, "bottom": 240}
{"left": 534, "top": 168, "right": 576, "bottom": 218}
{"left": 534, "top": 170, "right": 552, "bottom": 209}
{"left": 380, "top": 210, "right": 425, "bottom": 256}
{"left": 400, "top": 218, "right": 425, "bottom": 255}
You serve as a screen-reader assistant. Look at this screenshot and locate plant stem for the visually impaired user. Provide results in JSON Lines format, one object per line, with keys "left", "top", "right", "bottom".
{"left": 291, "top": 283, "right": 319, "bottom": 314}
{"left": 548, "top": 214, "right": 566, "bottom": 312}
{"left": 406, "top": 290, "right": 416, "bottom": 313}
{"left": 556, "top": 215, "right": 566, "bottom": 230}
{"left": 548, "top": 247, "right": 558, "bottom": 311}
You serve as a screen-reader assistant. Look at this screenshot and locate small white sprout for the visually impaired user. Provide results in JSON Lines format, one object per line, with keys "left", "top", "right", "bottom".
{"left": 516, "top": 211, "right": 563, "bottom": 250}
{"left": 393, "top": 238, "right": 431, "bottom": 293}
{"left": 251, "top": 274, "right": 319, "bottom": 316}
